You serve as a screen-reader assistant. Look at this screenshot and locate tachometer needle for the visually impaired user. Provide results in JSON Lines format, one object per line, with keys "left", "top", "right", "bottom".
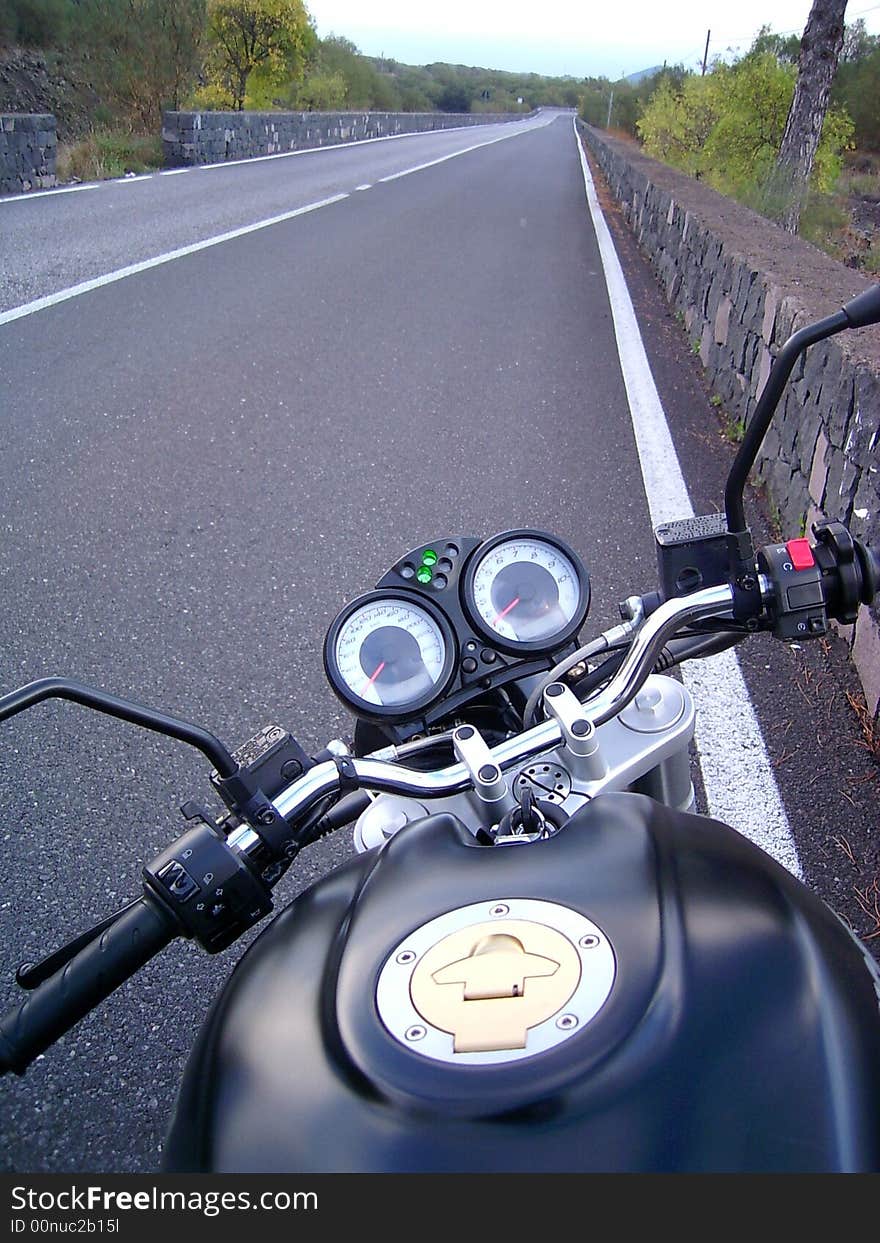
{"left": 361, "top": 660, "right": 386, "bottom": 695}
{"left": 492, "top": 597, "right": 520, "bottom": 626}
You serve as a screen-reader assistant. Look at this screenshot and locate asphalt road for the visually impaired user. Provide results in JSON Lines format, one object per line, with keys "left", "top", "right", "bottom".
{"left": 0, "top": 111, "right": 876, "bottom": 1172}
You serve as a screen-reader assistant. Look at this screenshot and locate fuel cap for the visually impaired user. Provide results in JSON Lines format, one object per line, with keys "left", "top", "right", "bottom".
{"left": 376, "top": 898, "right": 615, "bottom": 1065}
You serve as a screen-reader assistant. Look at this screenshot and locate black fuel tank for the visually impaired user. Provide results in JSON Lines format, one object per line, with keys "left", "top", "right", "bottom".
{"left": 164, "top": 793, "right": 880, "bottom": 1172}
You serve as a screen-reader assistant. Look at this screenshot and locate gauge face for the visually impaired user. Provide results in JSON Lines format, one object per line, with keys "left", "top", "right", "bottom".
{"left": 464, "top": 532, "right": 590, "bottom": 652}
{"left": 325, "top": 593, "right": 456, "bottom": 719}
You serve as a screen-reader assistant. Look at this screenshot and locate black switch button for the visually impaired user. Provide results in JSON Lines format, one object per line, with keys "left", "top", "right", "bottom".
{"left": 157, "top": 860, "right": 198, "bottom": 902}
{"left": 786, "top": 581, "right": 824, "bottom": 609}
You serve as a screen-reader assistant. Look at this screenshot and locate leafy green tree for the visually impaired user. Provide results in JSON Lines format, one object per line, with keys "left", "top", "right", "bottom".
{"left": 72, "top": 0, "right": 206, "bottom": 126}
{"left": 704, "top": 55, "right": 802, "bottom": 194}
{"left": 288, "top": 34, "right": 403, "bottom": 110}
{"left": 435, "top": 80, "right": 471, "bottom": 113}
{"left": 750, "top": 25, "right": 802, "bottom": 64}
{"left": 203, "top": 0, "right": 314, "bottom": 110}
{"left": 833, "top": 19, "right": 880, "bottom": 150}
{"left": 0, "top": 0, "right": 71, "bottom": 46}
{"left": 636, "top": 74, "right": 719, "bottom": 178}
{"left": 292, "top": 68, "right": 347, "bottom": 110}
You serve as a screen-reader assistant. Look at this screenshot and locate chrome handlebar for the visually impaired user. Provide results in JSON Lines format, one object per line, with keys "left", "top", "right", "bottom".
{"left": 227, "top": 582, "right": 749, "bottom": 856}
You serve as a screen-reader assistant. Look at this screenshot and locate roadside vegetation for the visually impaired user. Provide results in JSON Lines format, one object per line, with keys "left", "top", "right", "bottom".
{"left": 580, "top": 19, "right": 880, "bottom": 272}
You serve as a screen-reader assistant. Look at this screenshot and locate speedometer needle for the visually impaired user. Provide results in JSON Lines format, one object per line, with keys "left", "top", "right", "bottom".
{"left": 361, "top": 660, "right": 386, "bottom": 695}
{"left": 491, "top": 596, "right": 520, "bottom": 626}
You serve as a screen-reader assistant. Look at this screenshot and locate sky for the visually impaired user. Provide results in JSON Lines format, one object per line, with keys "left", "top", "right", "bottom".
{"left": 304, "top": 1, "right": 880, "bottom": 79}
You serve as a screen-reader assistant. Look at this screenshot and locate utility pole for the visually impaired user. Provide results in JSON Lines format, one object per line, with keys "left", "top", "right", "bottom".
{"left": 701, "top": 30, "right": 711, "bottom": 75}
{"left": 606, "top": 87, "right": 614, "bottom": 128}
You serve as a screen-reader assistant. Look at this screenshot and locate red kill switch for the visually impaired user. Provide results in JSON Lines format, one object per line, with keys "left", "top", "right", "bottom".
{"left": 785, "top": 538, "right": 815, "bottom": 571}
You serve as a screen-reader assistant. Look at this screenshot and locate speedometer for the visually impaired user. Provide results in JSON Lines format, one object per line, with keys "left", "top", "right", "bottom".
{"left": 324, "top": 592, "right": 457, "bottom": 720}
{"left": 462, "top": 530, "right": 590, "bottom": 653}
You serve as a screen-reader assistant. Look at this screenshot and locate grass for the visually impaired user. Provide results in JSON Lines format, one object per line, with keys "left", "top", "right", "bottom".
{"left": 721, "top": 413, "right": 746, "bottom": 444}
{"left": 56, "top": 131, "right": 164, "bottom": 183}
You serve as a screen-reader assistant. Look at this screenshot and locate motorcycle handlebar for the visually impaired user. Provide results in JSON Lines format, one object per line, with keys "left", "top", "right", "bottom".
{"left": 0, "top": 895, "right": 177, "bottom": 1076}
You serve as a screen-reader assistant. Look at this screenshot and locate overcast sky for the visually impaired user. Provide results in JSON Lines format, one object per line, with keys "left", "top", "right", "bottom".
{"left": 305, "top": 1, "right": 880, "bottom": 78}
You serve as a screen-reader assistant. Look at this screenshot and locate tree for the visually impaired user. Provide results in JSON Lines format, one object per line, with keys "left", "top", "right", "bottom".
{"left": 204, "top": 0, "right": 314, "bottom": 111}
{"left": 72, "top": 0, "right": 206, "bottom": 127}
{"left": 636, "top": 74, "right": 720, "bottom": 178}
{"left": 769, "top": 0, "right": 848, "bottom": 232}
{"left": 834, "top": 19, "right": 880, "bottom": 151}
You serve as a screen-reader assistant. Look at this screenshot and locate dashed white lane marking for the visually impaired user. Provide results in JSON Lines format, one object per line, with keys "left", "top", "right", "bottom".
{"left": 379, "top": 118, "right": 551, "bottom": 183}
{"left": 355, "top": 184, "right": 372, "bottom": 191}
{"left": 572, "top": 118, "right": 801, "bottom": 876}
{"left": 0, "top": 193, "right": 349, "bottom": 327}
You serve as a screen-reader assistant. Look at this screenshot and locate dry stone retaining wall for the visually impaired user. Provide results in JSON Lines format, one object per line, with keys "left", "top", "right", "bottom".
{"left": 162, "top": 109, "right": 534, "bottom": 167}
{"left": 0, "top": 112, "right": 55, "bottom": 193}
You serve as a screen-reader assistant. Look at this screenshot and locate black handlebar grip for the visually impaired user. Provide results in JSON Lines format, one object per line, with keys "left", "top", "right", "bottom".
{"left": 841, "top": 282, "right": 880, "bottom": 330}
{"left": 0, "top": 896, "right": 177, "bottom": 1075}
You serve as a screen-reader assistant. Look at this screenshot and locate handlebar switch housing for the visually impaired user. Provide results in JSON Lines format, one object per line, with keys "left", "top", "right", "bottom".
{"left": 757, "top": 539, "right": 828, "bottom": 640}
{"left": 144, "top": 824, "right": 273, "bottom": 953}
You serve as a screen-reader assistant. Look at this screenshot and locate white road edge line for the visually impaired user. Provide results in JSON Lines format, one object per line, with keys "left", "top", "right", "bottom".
{"left": 0, "top": 182, "right": 99, "bottom": 204}
{"left": 572, "top": 118, "right": 801, "bottom": 876}
{"left": 0, "top": 192, "right": 349, "bottom": 327}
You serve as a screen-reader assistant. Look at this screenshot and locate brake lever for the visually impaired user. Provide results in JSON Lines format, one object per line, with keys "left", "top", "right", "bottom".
{"left": 15, "top": 900, "right": 140, "bottom": 990}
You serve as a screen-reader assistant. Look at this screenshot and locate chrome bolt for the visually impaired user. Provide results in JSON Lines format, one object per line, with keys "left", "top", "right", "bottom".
{"left": 635, "top": 685, "right": 662, "bottom": 713}
{"left": 405, "top": 1025, "right": 427, "bottom": 1042}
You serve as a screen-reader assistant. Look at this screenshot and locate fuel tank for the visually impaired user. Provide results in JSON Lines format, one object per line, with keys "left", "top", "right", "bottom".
{"left": 164, "top": 792, "right": 880, "bottom": 1172}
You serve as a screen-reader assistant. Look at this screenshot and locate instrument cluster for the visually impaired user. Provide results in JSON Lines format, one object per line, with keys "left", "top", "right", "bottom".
{"left": 324, "top": 530, "right": 591, "bottom": 727}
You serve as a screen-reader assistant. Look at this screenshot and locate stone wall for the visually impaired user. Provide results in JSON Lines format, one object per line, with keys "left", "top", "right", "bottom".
{"left": 0, "top": 113, "right": 55, "bottom": 193}
{"left": 578, "top": 121, "right": 880, "bottom": 716}
{"left": 162, "top": 109, "right": 534, "bottom": 167}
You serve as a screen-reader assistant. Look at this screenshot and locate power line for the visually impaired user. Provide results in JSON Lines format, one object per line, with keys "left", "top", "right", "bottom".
{"left": 713, "top": 3, "right": 880, "bottom": 48}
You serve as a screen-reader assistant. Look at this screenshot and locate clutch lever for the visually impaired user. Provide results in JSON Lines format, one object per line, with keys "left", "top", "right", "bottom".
{"left": 15, "top": 900, "right": 139, "bottom": 990}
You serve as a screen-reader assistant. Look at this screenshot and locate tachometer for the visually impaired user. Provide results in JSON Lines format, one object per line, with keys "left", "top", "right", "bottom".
{"left": 462, "top": 530, "right": 590, "bottom": 653}
{"left": 324, "top": 592, "right": 457, "bottom": 720}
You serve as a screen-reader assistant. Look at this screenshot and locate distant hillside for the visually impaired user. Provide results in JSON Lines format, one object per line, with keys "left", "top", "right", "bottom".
{"left": 624, "top": 65, "right": 664, "bottom": 85}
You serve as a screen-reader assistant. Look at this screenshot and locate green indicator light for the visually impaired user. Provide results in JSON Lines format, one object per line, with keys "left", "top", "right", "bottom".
{"left": 421, "top": 549, "right": 438, "bottom": 566}
{"left": 416, "top": 567, "right": 433, "bottom": 584}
